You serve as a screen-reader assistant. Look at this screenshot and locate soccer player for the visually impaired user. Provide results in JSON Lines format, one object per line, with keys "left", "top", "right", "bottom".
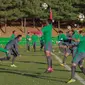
{"left": 57, "top": 30, "right": 68, "bottom": 50}
{"left": 10, "top": 30, "right": 17, "bottom": 40}
{"left": 57, "top": 30, "right": 72, "bottom": 66}
{"left": 41, "top": 19, "right": 53, "bottom": 72}
{"left": 67, "top": 30, "right": 85, "bottom": 83}
{"left": 71, "top": 29, "right": 80, "bottom": 58}
{"left": 31, "top": 33, "right": 38, "bottom": 52}
{"left": 26, "top": 32, "right": 31, "bottom": 51}
{"left": 0, "top": 35, "right": 22, "bottom": 67}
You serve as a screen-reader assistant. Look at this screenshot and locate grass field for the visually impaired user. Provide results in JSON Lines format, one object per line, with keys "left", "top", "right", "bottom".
{"left": 0, "top": 46, "right": 85, "bottom": 85}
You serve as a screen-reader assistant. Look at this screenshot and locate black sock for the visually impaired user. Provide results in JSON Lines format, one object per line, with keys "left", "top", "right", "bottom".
{"left": 28, "top": 46, "right": 30, "bottom": 51}
{"left": 71, "top": 66, "right": 76, "bottom": 79}
{"left": 63, "top": 56, "right": 67, "bottom": 64}
{"left": 47, "top": 57, "right": 52, "bottom": 68}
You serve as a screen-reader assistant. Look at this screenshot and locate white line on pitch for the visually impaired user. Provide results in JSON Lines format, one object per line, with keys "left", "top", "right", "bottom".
{"left": 51, "top": 52, "right": 85, "bottom": 85}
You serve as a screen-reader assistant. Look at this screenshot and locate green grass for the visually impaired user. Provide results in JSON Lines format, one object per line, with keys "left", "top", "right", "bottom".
{"left": 0, "top": 46, "right": 84, "bottom": 85}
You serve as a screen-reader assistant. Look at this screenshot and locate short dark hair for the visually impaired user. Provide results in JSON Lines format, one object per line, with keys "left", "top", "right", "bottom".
{"left": 16, "top": 35, "right": 22, "bottom": 39}
{"left": 12, "top": 30, "right": 16, "bottom": 34}
{"left": 58, "top": 30, "right": 63, "bottom": 33}
{"left": 79, "top": 30, "right": 83, "bottom": 34}
{"left": 27, "top": 32, "right": 30, "bottom": 34}
{"left": 47, "top": 19, "right": 52, "bottom": 24}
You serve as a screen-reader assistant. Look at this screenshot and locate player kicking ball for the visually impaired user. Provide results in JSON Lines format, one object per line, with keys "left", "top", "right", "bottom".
{"left": 67, "top": 30, "right": 85, "bottom": 83}
{"left": 0, "top": 35, "right": 22, "bottom": 67}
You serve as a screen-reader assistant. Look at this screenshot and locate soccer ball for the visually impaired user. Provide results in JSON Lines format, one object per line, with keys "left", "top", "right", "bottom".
{"left": 29, "top": 38, "right": 31, "bottom": 41}
{"left": 42, "top": 3, "right": 48, "bottom": 9}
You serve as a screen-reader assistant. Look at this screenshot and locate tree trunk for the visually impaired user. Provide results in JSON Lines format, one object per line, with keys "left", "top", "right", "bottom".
{"left": 58, "top": 20, "right": 60, "bottom": 29}
{"left": 21, "top": 18, "right": 24, "bottom": 30}
{"left": 33, "top": 18, "right": 35, "bottom": 28}
{"left": 24, "top": 18, "right": 26, "bottom": 33}
{"left": 4, "top": 18, "right": 7, "bottom": 33}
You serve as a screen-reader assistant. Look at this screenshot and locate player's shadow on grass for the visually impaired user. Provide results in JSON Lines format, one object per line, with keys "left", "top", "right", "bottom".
{"left": 0, "top": 63, "right": 10, "bottom": 67}
{"left": 39, "top": 68, "right": 70, "bottom": 72}
{"left": 18, "top": 61, "right": 47, "bottom": 65}
{"left": 21, "top": 54, "right": 44, "bottom": 57}
{"left": 0, "top": 67, "right": 67, "bottom": 83}
{"left": 18, "top": 60, "right": 59, "bottom": 66}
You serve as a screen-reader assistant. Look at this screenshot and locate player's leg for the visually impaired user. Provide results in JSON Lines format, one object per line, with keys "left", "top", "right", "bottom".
{"left": 40, "top": 42, "right": 44, "bottom": 50}
{"left": 72, "top": 47, "right": 77, "bottom": 58}
{"left": 44, "top": 42, "right": 53, "bottom": 72}
{"left": 67, "top": 52, "right": 83, "bottom": 83}
{"left": 0, "top": 47, "right": 8, "bottom": 53}
{"left": 67, "top": 63, "right": 77, "bottom": 83}
{"left": 28, "top": 43, "right": 30, "bottom": 51}
{"left": 78, "top": 53, "right": 85, "bottom": 74}
{"left": 11, "top": 51, "right": 18, "bottom": 67}
{"left": 11, "top": 56, "right": 17, "bottom": 67}
{"left": 78, "top": 59, "right": 85, "bottom": 74}
{"left": 61, "top": 47, "right": 71, "bottom": 66}
{"left": 26, "top": 42, "right": 30, "bottom": 51}
{"left": 33, "top": 42, "right": 36, "bottom": 52}
{"left": 0, "top": 48, "right": 10, "bottom": 61}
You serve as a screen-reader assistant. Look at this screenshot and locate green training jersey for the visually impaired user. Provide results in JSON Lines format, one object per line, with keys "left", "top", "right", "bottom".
{"left": 0, "top": 47, "right": 8, "bottom": 53}
{"left": 57, "top": 33, "right": 67, "bottom": 41}
{"left": 77, "top": 36, "right": 85, "bottom": 53}
{"left": 10, "top": 34, "right": 16, "bottom": 40}
{"left": 26, "top": 34, "right": 31, "bottom": 41}
{"left": 32, "top": 35, "right": 38, "bottom": 43}
{"left": 72, "top": 30, "right": 80, "bottom": 45}
{"left": 78, "top": 34, "right": 83, "bottom": 39}
{"left": 72, "top": 32, "right": 79, "bottom": 40}
{"left": 41, "top": 23, "right": 52, "bottom": 44}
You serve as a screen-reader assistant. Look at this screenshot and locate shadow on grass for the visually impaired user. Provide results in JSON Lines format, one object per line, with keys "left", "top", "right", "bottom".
{"left": 0, "top": 63, "right": 10, "bottom": 67}
{"left": 18, "top": 61, "right": 47, "bottom": 65}
{"left": 18, "top": 60, "right": 59, "bottom": 67}
{"left": 39, "top": 68, "right": 70, "bottom": 72}
{"left": 0, "top": 67, "right": 67, "bottom": 83}
{"left": 39, "top": 68, "right": 82, "bottom": 73}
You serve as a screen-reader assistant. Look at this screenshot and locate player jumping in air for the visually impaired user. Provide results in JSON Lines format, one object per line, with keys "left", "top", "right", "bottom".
{"left": 41, "top": 19, "right": 53, "bottom": 73}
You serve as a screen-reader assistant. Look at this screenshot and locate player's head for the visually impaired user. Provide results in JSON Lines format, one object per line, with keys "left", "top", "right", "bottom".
{"left": 79, "top": 30, "right": 83, "bottom": 34}
{"left": 12, "top": 30, "right": 16, "bottom": 34}
{"left": 27, "top": 31, "right": 30, "bottom": 34}
{"left": 58, "top": 30, "right": 63, "bottom": 34}
{"left": 34, "top": 33, "right": 36, "bottom": 35}
{"left": 81, "top": 30, "right": 85, "bottom": 36}
{"left": 47, "top": 19, "right": 52, "bottom": 24}
{"left": 16, "top": 35, "right": 22, "bottom": 41}
{"left": 68, "top": 30, "right": 74, "bottom": 36}
{"left": 42, "top": 19, "right": 52, "bottom": 26}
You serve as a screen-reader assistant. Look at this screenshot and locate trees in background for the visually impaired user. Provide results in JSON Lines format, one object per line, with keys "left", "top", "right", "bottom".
{"left": 0, "top": 0, "right": 85, "bottom": 29}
